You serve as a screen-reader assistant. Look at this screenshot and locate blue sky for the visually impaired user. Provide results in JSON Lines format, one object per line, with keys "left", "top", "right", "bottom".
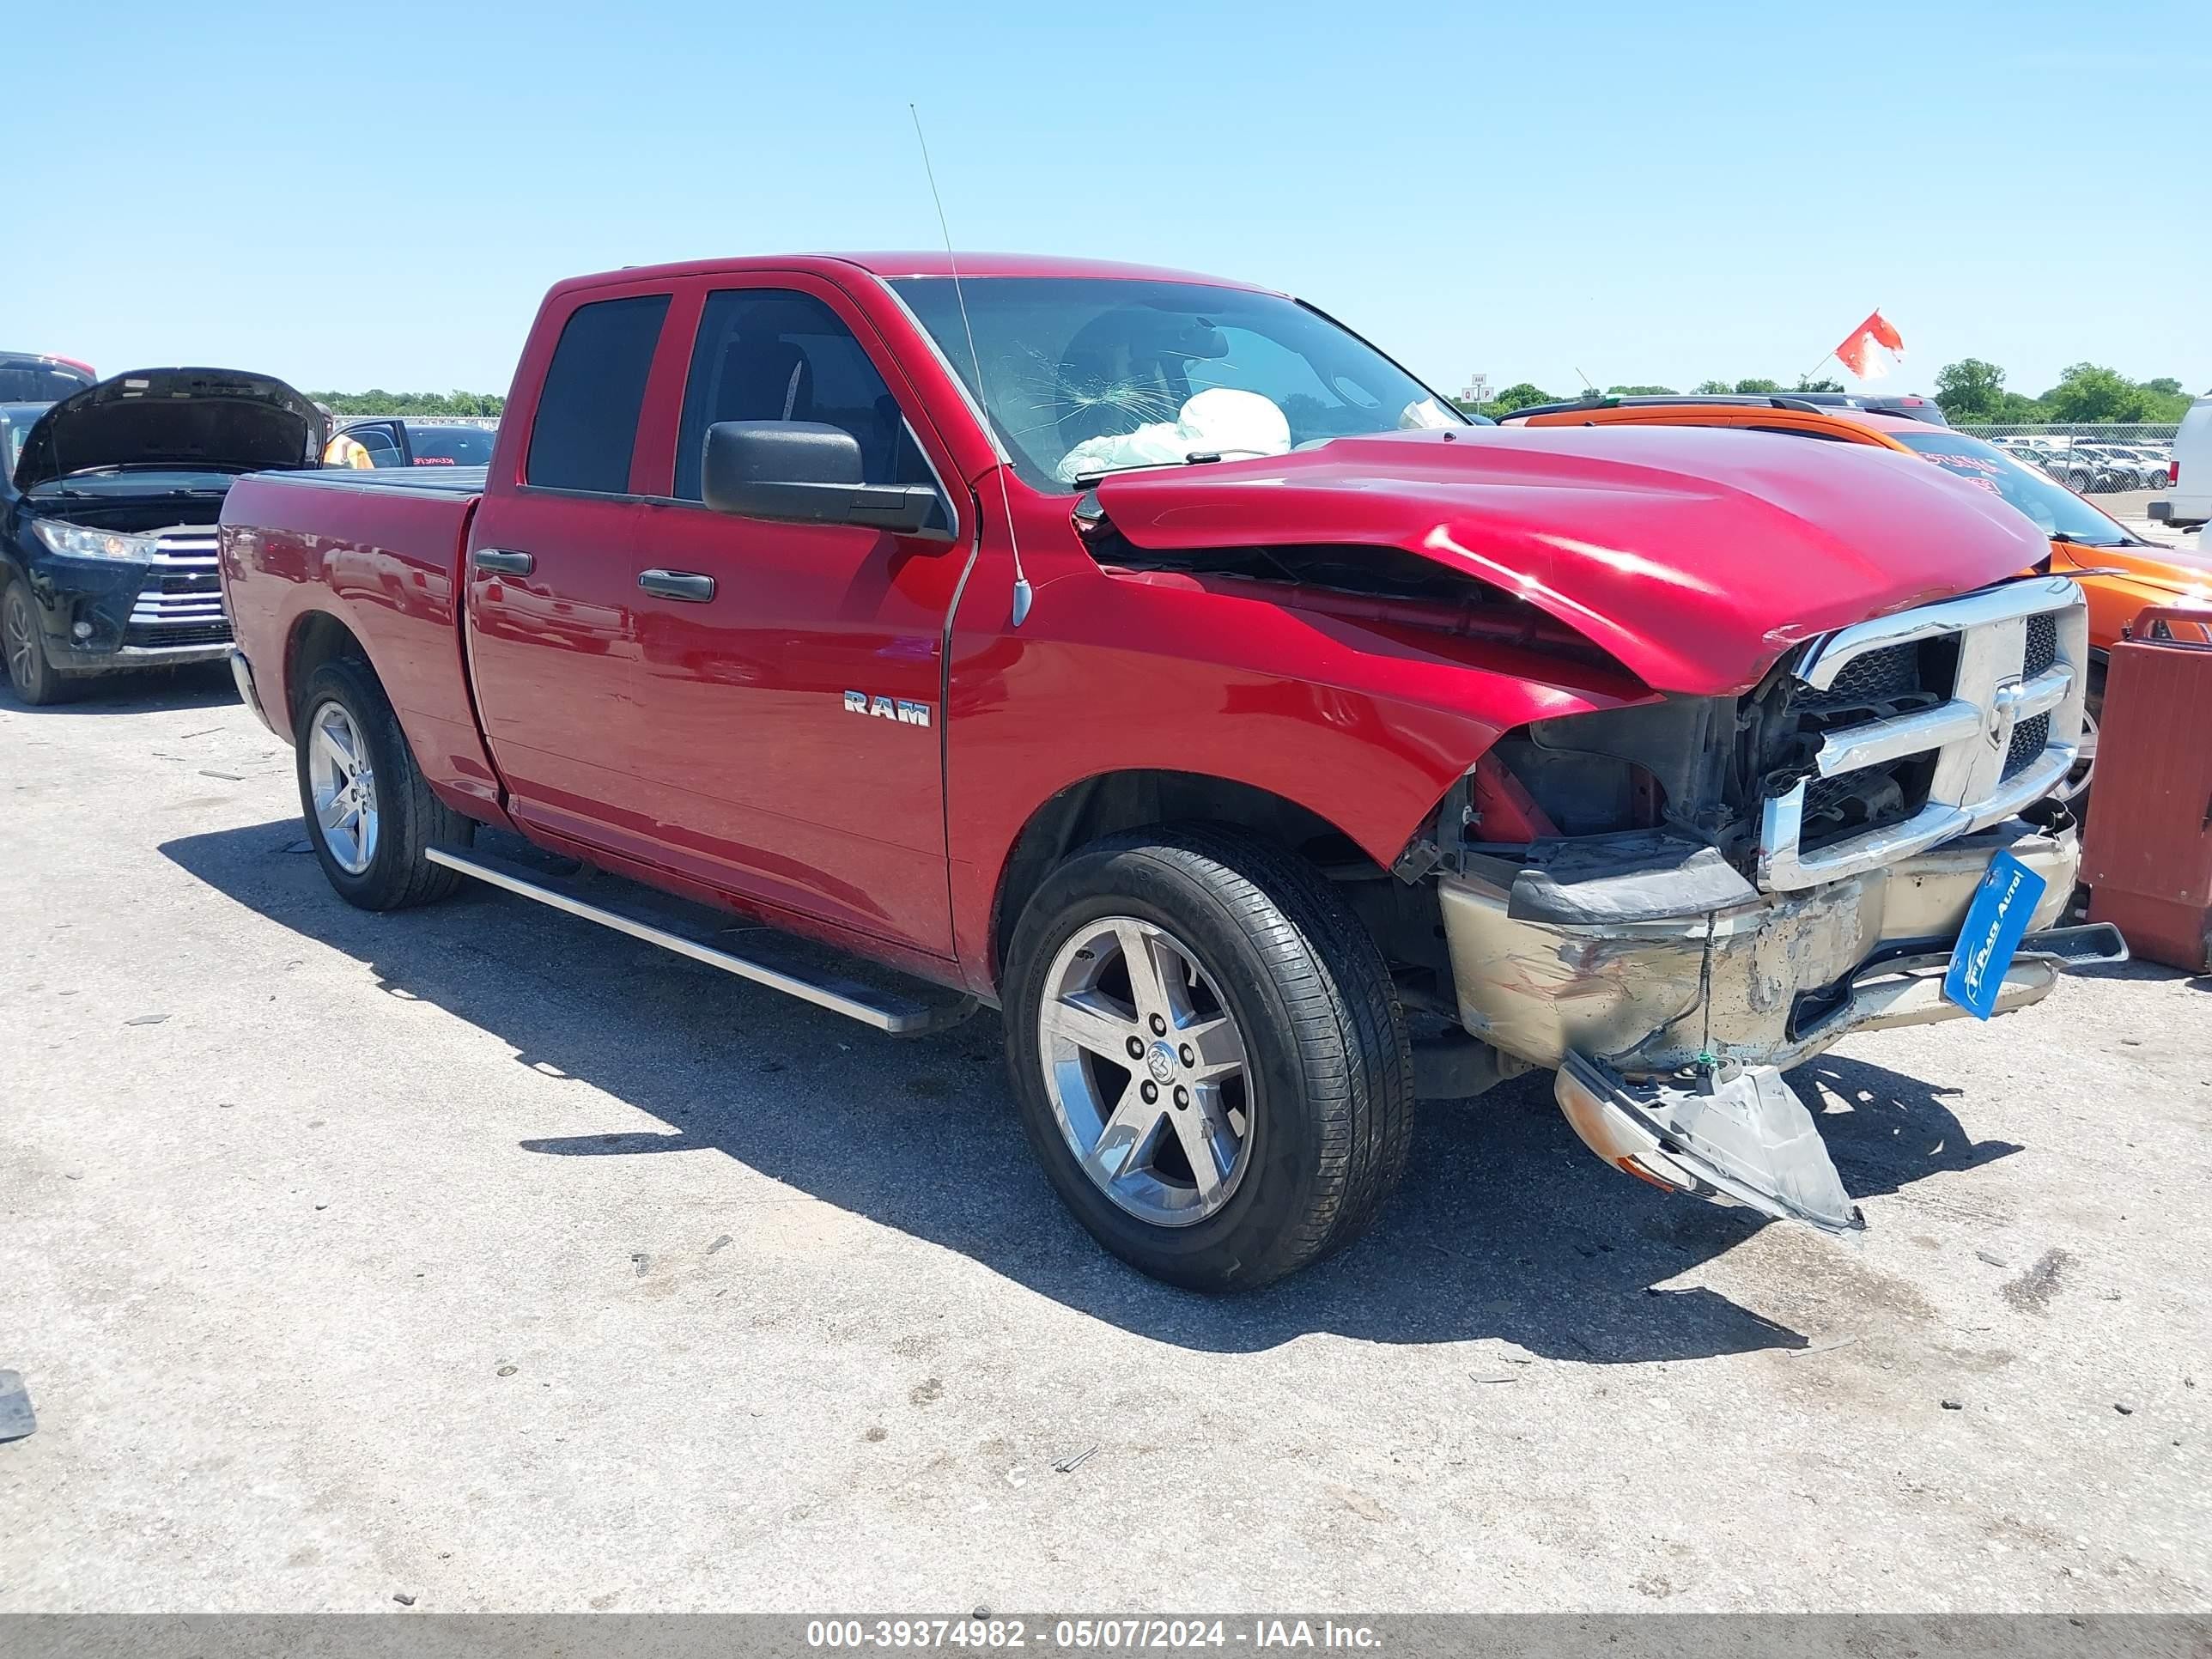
{"left": 15, "top": 1, "right": 2208, "bottom": 401}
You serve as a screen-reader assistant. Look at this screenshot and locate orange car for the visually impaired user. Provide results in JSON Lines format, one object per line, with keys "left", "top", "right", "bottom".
{"left": 1506, "top": 395, "right": 2212, "bottom": 715}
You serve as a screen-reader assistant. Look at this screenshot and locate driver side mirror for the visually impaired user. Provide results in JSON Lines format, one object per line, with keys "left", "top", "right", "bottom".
{"left": 701, "top": 421, "right": 954, "bottom": 543}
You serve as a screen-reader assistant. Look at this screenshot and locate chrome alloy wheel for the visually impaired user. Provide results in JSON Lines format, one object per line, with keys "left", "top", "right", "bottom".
{"left": 307, "top": 700, "right": 380, "bottom": 875}
{"left": 3, "top": 587, "right": 36, "bottom": 690}
{"left": 2055, "top": 706, "right": 2099, "bottom": 803}
{"left": 1036, "top": 916, "right": 1254, "bottom": 1227}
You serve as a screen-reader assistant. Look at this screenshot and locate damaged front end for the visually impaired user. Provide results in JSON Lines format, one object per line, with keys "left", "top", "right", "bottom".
{"left": 1431, "top": 574, "right": 2127, "bottom": 1232}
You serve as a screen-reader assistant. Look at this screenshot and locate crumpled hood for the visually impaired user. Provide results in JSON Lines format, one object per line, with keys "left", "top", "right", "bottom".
{"left": 1091, "top": 426, "right": 2056, "bottom": 693}
{"left": 13, "top": 368, "right": 325, "bottom": 491}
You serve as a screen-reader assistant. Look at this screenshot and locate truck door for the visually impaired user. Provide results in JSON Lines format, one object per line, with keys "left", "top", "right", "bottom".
{"left": 464, "top": 289, "right": 667, "bottom": 857}
{"left": 625, "top": 277, "right": 969, "bottom": 959}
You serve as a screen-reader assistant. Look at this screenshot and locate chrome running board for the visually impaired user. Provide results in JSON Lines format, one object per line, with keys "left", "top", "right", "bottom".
{"left": 426, "top": 845, "right": 975, "bottom": 1036}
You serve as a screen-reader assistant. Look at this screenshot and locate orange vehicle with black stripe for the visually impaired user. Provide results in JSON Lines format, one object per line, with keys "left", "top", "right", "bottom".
{"left": 1507, "top": 395, "right": 2212, "bottom": 791}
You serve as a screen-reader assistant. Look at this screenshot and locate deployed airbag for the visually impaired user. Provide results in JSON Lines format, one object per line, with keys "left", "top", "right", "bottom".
{"left": 1055, "top": 387, "right": 1291, "bottom": 484}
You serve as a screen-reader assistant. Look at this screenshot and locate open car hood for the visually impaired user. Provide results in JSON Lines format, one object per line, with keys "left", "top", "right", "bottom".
{"left": 13, "top": 368, "right": 325, "bottom": 492}
{"left": 1091, "top": 427, "right": 2056, "bottom": 694}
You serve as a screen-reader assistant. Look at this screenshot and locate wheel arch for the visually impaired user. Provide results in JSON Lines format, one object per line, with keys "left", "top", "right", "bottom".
{"left": 283, "top": 607, "right": 374, "bottom": 735}
{"left": 986, "top": 768, "right": 1392, "bottom": 992}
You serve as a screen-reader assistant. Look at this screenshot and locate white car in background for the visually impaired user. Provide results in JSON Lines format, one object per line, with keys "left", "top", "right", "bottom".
{"left": 2088, "top": 444, "right": 2169, "bottom": 489}
{"left": 2063, "top": 444, "right": 2148, "bottom": 491}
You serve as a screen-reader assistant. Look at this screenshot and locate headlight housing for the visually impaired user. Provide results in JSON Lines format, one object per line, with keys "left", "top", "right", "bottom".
{"left": 32, "top": 520, "right": 161, "bottom": 562}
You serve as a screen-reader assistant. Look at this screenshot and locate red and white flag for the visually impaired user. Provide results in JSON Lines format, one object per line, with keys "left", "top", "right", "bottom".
{"left": 1833, "top": 310, "right": 1905, "bottom": 380}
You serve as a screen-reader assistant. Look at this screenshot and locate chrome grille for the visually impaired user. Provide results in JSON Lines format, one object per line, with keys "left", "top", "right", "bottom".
{"left": 1758, "top": 576, "right": 2089, "bottom": 891}
{"left": 2004, "top": 713, "right": 2051, "bottom": 779}
{"left": 126, "top": 527, "right": 230, "bottom": 647}
{"left": 1803, "top": 641, "right": 1923, "bottom": 710}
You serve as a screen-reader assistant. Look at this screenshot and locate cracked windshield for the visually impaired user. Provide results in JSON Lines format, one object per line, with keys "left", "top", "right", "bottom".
{"left": 890, "top": 276, "right": 1462, "bottom": 489}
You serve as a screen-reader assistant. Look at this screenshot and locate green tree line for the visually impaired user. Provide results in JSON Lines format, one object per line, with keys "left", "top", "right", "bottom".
{"left": 320, "top": 363, "right": 2199, "bottom": 428}
{"left": 1931, "top": 362, "right": 2197, "bottom": 425}
{"left": 1455, "top": 364, "right": 2201, "bottom": 424}
{"left": 1455, "top": 376, "right": 1844, "bottom": 418}
{"left": 310, "top": 389, "right": 506, "bottom": 416}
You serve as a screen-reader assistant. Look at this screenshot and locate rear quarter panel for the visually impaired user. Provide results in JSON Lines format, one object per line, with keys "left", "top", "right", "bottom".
{"left": 219, "top": 471, "right": 507, "bottom": 822}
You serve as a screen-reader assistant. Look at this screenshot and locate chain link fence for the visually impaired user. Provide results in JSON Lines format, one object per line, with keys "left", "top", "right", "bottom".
{"left": 1952, "top": 422, "right": 2178, "bottom": 495}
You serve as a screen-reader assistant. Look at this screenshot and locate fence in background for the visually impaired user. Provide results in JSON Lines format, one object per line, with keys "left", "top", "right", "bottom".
{"left": 1954, "top": 422, "right": 2179, "bottom": 495}
{"left": 330, "top": 415, "right": 499, "bottom": 429}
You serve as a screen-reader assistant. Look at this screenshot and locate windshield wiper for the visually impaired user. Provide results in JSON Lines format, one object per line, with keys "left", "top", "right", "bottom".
{"left": 1069, "top": 451, "right": 1270, "bottom": 489}
{"left": 2050, "top": 530, "right": 2137, "bottom": 550}
{"left": 1070, "top": 454, "right": 1230, "bottom": 489}
{"left": 58, "top": 463, "right": 253, "bottom": 480}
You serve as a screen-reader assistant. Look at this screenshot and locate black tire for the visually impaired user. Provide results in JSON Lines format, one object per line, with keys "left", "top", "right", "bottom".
{"left": 2063, "top": 659, "right": 2106, "bottom": 815}
{"left": 3, "top": 576, "right": 73, "bottom": 706}
{"left": 293, "top": 655, "right": 471, "bottom": 909}
{"left": 1004, "top": 827, "right": 1413, "bottom": 1292}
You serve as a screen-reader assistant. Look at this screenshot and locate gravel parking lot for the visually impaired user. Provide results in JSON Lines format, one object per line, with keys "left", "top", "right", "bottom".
{"left": 3, "top": 670, "right": 2208, "bottom": 1613}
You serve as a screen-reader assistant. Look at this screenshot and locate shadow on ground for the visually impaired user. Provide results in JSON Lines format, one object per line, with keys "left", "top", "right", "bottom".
{"left": 161, "top": 818, "right": 2020, "bottom": 1363}
{"left": 2067, "top": 957, "right": 2209, "bottom": 990}
{"left": 2, "top": 659, "right": 236, "bottom": 715}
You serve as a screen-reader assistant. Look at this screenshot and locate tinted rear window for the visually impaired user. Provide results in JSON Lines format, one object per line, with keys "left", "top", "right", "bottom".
{"left": 410, "top": 425, "right": 495, "bottom": 465}
{"left": 0, "top": 362, "right": 94, "bottom": 401}
{"left": 526, "top": 295, "right": 670, "bottom": 494}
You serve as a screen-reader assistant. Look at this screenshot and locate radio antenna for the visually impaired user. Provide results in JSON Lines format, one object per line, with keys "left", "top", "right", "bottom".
{"left": 910, "top": 104, "right": 1031, "bottom": 628}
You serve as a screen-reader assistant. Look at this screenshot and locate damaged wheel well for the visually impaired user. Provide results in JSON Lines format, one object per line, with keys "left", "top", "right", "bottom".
{"left": 989, "top": 770, "right": 1382, "bottom": 985}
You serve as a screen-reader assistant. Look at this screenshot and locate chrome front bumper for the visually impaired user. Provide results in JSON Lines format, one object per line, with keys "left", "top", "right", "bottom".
{"left": 1438, "top": 822, "right": 2096, "bottom": 1077}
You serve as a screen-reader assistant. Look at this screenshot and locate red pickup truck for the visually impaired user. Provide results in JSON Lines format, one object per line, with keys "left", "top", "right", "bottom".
{"left": 218, "top": 252, "right": 2120, "bottom": 1290}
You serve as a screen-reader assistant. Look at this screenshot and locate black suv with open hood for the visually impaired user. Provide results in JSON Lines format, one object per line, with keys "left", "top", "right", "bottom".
{"left": 3, "top": 368, "right": 325, "bottom": 704}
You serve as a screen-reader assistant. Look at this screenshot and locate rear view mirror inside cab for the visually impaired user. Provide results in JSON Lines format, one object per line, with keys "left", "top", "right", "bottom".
{"left": 701, "top": 420, "right": 954, "bottom": 543}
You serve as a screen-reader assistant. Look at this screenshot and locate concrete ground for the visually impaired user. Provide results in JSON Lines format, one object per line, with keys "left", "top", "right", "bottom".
{"left": 1, "top": 667, "right": 2207, "bottom": 1614}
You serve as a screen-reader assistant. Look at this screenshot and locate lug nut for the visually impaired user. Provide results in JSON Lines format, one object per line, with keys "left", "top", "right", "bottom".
{"left": 1140, "top": 1081, "right": 1158, "bottom": 1104}
{"left": 1178, "top": 1044, "right": 1194, "bottom": 1067}
{"left": 1149, "top": 1013, "right": 1167, "bottom": 1036}
{"left": 1173, "top": 1086, "right": 1189, "bottom": 1109}
{"left": 1125, "top": 1036, "right": 1145, "bottom": 1060}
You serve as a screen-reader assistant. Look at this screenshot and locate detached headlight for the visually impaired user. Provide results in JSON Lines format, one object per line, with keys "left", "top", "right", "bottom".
{"left": 32, "top": 520, "right": 161, "bottom": 562}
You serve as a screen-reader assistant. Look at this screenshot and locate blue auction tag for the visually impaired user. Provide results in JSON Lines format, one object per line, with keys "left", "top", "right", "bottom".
{"left": 1943, "top": 849, "right": 2048, "bottom": 1020}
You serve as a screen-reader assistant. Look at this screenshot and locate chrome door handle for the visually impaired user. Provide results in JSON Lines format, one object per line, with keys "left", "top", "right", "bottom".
{"left": 472, "top": 548, "right": 535, "bottom": 575}
{"left": 639, "top": 568, "right": 715, "bottom": 603}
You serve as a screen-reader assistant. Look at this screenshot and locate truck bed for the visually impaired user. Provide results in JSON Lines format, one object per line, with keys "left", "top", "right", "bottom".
{"left": 219, "top": 465, "right": 501, "bottom": 822}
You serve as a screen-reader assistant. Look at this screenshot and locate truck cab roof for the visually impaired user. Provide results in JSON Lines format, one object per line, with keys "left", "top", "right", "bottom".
{"left": 556, "top": 252, "right": 1272, "bottom": 299}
